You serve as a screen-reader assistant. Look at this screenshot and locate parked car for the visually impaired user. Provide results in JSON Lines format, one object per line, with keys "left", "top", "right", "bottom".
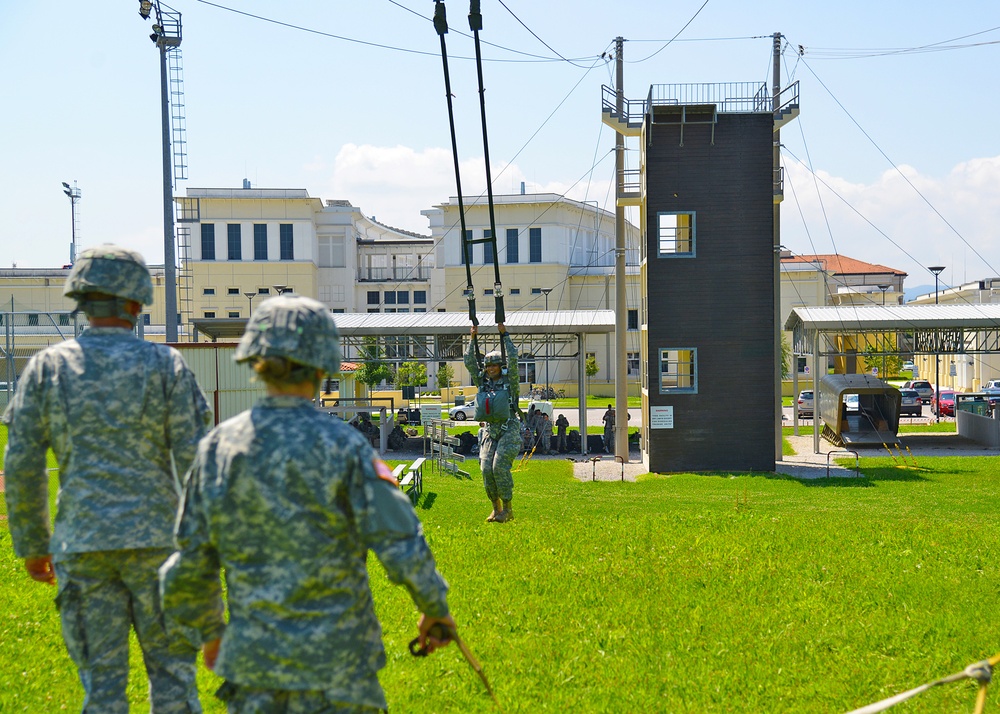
{"left": 448, "top": 404, "right": 471, "bottom": 421}
{"left": 902, "top": 380, "right": 934, "bottom": 404}
{"left": 901, "top": 361, "right": 916, "bottom": 374}
{"left": 899, "top": 388, "right": 922, "bottom": 417}
{"left": 796, "top": 390, "right": 814, "bottom": 418}
{"left": 984, "top": 379, "right": 1000, "bottom": 391}
{"left": 931, "top": 390, "right": 957, "bottom": 417}
{"left": 982, "top": 387, "right": 1000, "bottom": 411}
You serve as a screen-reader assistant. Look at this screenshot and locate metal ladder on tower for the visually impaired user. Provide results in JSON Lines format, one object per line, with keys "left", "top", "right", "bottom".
{"left": 167, "top": 46, "right": 193, "bottom": 338}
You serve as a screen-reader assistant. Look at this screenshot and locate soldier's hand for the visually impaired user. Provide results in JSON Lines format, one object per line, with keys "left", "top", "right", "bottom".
{"left": 203, "top": 638, "right": 222, "bottom": 671}
{"left": 418, "top": 613, "right": 456, "bottom": 654}
{"left": 24, "top": 555, "right": 55, "bottom": 585}
{"left": 470, "top": 325, "right": 478, "bottom": 336}
{"left": 497, "top": 323, "right": 506, "bottom": 334}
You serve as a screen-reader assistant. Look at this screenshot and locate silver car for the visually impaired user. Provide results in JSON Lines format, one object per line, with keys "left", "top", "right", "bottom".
{"left": 899, "top": 388, "right": 922, "bottom": 417}
{"left": 902, "top": 380, "right": 934, "bottom": 404}
{"left": 796, "top": 390, "right": 814, "bottom": 418}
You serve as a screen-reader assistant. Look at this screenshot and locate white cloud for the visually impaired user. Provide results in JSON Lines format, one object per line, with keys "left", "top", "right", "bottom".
{"left": 782, "top": 155, "right": 1000, "bottom": 288}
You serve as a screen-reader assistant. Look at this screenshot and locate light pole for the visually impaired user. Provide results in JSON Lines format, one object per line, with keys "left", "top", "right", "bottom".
{"left": 273, "top": 285, "right": 289, "bottom": 296}
{"left": 61, "top": 181, "right": 81, "bottom": 265}
{"left": 541, "top": 288, "right": 552, "bottom": 397}
{"left": 877, "top": 285, "right": 890, "bottom": 377}
{"left": 244, "top": 292, "right": 257, "bottom": 317}
{"left": 929, "top": 266, "right": 945, "bottom": 422}
{"left": 138, "top": 0, "right": 181, "bottom": 342}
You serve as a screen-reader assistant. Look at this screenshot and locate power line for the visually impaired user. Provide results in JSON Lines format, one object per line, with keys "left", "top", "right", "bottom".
{"left": 627, "top": 0, "right": 714, "bottom": 63}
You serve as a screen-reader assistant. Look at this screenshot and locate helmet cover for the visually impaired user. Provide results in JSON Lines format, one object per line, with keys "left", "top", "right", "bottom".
{"left": 63, "top": 244, "right": 154, "bottom": 305}
{"left": 235, "top": 295, "right": 341, "bottom": 374}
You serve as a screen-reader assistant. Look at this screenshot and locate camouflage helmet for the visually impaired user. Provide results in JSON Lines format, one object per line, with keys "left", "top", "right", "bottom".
{"left": 484, "top": 350, "right": 504, "bottom": 367}
{"left": 64, "top": 244, "right": 154, "bottom": 305}
{"left": 235, "top": 295, "right": 341, "bottom": 374}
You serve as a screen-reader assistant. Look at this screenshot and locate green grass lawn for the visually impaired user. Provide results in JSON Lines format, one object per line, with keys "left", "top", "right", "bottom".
{"left": 3, "top": 452, "right": 999, "bottom": 712}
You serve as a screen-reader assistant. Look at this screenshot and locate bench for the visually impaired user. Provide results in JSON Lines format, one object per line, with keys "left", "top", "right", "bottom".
{"left": 399, "top": 457, "right": 426, "bottom": 504}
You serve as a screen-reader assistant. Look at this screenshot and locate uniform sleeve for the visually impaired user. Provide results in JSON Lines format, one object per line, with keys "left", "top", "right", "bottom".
{"left": 504, "top": 333, "right": 520, "bottom": 403}
{"left": 166, "top": 355, "right": 213, "bottom": 478}
{"left": 351, "top": 454, "right": 449, "bottom": 618}
{"left": 1, "top": 357, "right": 54, "bottom": 559}
{"left": 159, "top": 456, "right": 227, "bottom": 646}
{"left": 465, "top": 338, "right": 482, "bottom": 388}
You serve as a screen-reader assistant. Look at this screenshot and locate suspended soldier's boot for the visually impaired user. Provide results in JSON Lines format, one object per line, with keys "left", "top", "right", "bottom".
{"left": 494, "top": 500, "right": 514, "bottom": 523}
{"left": 486, "top": 498, "right": 503, "bottom": 522}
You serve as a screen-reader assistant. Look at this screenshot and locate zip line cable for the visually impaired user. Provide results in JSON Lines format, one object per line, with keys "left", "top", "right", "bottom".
{"left": 792, "top": 53, "right": 1000, "bottom": 280}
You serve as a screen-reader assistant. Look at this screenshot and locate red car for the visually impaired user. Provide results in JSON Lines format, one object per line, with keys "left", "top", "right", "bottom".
{"left": 931, "top": 390, "right": 957, "bottom": 417}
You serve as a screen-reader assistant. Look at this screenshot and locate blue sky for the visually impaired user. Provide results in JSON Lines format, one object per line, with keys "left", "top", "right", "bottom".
{"left": 2, "top": 1, "right": 998, "bottom": 292}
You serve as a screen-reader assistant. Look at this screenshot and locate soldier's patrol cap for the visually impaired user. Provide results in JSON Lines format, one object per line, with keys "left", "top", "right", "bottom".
{"left": 235, "top": 295, "right": 341, "bottom": 374}
{"left": 63, "top": 244, "right": 154, "bottom": 305}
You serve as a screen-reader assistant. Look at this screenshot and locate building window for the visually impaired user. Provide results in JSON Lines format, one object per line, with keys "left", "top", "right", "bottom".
{"left": 253, "top": 224, "right": 268, "bottom": 260}
{"left": 200, "top": 224, "right": 216, "bottom": 260}
{"left": 279, "top": 224, "right": 294, "bottom": 260}
{"left": 384, "top": 291, "right": 397, "bottom": 305}
{"left": 368, "top": 308, "right": 380, "bottom": 313}
{"left": 204, "top": 311, "right": 216, "bottom": 318}
{"left": 227, "top": 287, "right": 240, "bottom": 296}
{"left": 415, "top": 308, "right": 426, "bottom": 313}
{"left": 627, "top": 351, "right": 640, "bottom": 376}
{"left": 506, "top": 228, "right": 519, "bottom": 263}
{"left": 318, "top": 235, "right": 346, "bottom": 268}
{"left": 228, "top": 311, "right": 240, "bottom": 318}
{"left": 414, "top": 290, "right": 427, "bottom": 304}
{"left": 518, "top": 354, "right": 536, "bottom": 384}
{"left": 484, "top": 289, "right": 494, "bottom": 296}
{"left": 483, "top": 230, "right": 494, "bottom": 265}
{"left": 332, "top": 308, "right": 345, "bottom": 314}
{"left": 659, "top": 348, "right": 697, "bottom": 393}
{"left": 657, "top": 212, "right": 695, "bottom": 257}
{"left": 397, "top": 291, "right": 409, "bottom": 305}
{"left": 227, "top": 224, "right": 242, "bottom": 260}
{"left": 203, "top": 288, "right": 216, "bottom": 296}
{"left": 797, "top": 357, "right": 808, "bottom": 373}
{"left": 367, "top": 291, "right": 380, "bottom": 305}
{"left": 531, "top": 287, "right": 542, "bottom": 295}
{"left": 510, "top": 288, "right": 520, "bottom": 295}
{"left": 628, "top": 309, "right": 638, "bottom": 330}
{"left": 257, "top": 288, "right": 270, "bottom": 295}
{"left": 142, "top": 314, "right": 151, "bottom": 326}
{"left": 461, "top": 230, "right": 472, "bottom": 264}
{"left": 529, "top": 227, "right": 542, "bottom": 263}
{"left": 59, "top": 314, "right": 71, "bottom": 326}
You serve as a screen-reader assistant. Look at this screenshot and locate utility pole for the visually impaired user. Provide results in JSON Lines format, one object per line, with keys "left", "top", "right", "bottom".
{"left": 772, "top": 32, "right": 783, "bottom": 463}
{"left": 613, "top": 36, "right": 629, "bottom": 460}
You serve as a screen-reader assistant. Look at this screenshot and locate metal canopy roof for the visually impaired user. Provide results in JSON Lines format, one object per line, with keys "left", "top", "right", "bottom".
{"left": 191, "top": 310, "right": 615, "bottom": 342}
{"left": 786, "top": 304, "right": 1000, "bottom": 357}
{"left": 333, "top": 310, "right": 616, "bottom": 337}
{"left": 785, "top": 304, "right": 1000, "bottom": 332}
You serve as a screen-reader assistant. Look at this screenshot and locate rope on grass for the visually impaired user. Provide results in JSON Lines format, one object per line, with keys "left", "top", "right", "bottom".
{"left": 845, "top": 653, "right": 1000, "bottom": 714}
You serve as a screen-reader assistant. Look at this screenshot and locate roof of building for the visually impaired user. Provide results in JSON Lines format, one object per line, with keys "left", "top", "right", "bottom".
{"left": 191, "top": 310, "right": 617, "bottom": 342}
{"left": 781, "top": 254, "right": 907, "bottom": 277}
{"left": 784, "top": 304, "right": 1000, "bottom": 332}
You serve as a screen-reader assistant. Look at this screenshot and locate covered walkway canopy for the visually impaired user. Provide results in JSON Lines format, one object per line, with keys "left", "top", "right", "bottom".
{"left": 192, "top": 310, "right": 617, "bottom": 445}
{"left": 785, "top": 304, "right": 1000, "bottom": 452}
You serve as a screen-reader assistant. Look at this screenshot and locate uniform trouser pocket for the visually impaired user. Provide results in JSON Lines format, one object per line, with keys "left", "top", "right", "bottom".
{"left": 55, "top": 580, "right": 88, "bottom": 667}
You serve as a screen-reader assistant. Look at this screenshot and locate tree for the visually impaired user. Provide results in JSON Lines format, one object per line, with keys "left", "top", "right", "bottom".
{"left": 585, "top": 356, "right": 599, "bottom": 379}
{"left": 354, "top": 337, "right": 393, "bottom": 392}
{"left": 396, "top": 360, "right": 427, "bottom": 389}
{"left": 862, "top": 338, "right": 902, "bottom": 377}
{"left": 436, "top": 363, "right": 454, "bottom": 390}
{"left": 781, "top": 334, "right": 791, "bottom": 379}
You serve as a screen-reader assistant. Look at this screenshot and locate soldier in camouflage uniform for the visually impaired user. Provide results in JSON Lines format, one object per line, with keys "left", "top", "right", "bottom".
{"left": 2, "top": 244, "right": 212, "bottom": 713}
{"left": 465, "top": 323, "right": 520, "bottom": 523}
{"left": 159, "top": 295, "right": 454, "bottom": 713}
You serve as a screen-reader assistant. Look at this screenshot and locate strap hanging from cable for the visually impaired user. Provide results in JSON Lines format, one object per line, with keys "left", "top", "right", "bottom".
{"left": 468, "top": 0, "right": 505, "bottom": 332}
{"left": 433, "top": 1, "right": 483, "bottom": 366}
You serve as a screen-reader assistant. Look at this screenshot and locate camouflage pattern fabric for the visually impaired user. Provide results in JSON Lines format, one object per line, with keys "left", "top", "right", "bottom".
{"left": 1, "top": 326, "right": 211, "bottom": 712}
{"left": 64, "top": 244, "right": 155, "bottom": 305}
{"left": 466, "top": 333, "right": 520, "bottom": 500}
{"left": 54, "top": 548, "right": 201, "bottom": 714}
{"left": 2, "top": 327, "right": 213, "bottom": 557}
{"left": 539, "top": 417, "right": 553, "bottom": 454}
{"left": 159, "top": 395, "right": 450, "bottom": 710}
{"left": 214, "top": 681, "right": 386, "bottom": 713}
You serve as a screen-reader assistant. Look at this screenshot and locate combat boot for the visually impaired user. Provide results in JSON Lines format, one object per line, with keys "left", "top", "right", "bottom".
{"left": 486, "top": 498, "right": 503, "bottom": 522}
{"left": 494, "top": 500, "right": 514, "bottom": 523}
